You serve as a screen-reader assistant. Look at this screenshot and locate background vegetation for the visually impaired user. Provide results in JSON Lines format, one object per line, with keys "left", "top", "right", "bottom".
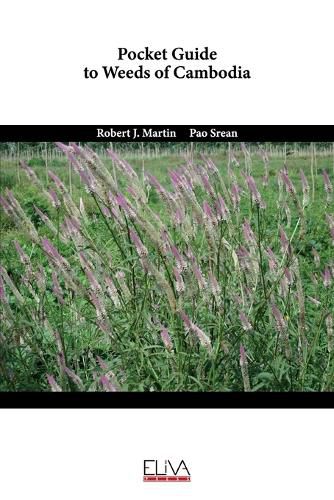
{"left": 0, "top": 142, "right": 333, "bottom": 392}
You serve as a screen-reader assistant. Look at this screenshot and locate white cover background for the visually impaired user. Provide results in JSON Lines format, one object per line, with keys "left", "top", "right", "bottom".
{"left": 1, "top": 409, "right": 333, "bottom": 500}
{"left": 1, "top": 2, "right": 333, "bottom": 498}
{"left": 0, "top": 0, "right": 333, "bottom": 124}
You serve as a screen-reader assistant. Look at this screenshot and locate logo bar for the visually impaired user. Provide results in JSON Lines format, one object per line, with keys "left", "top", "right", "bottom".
{"left": 143, "top": 476, "right": 191, "bottom": 482}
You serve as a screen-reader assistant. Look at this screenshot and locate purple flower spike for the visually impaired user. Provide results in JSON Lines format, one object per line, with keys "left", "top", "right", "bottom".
{"left": 0, "top": 195, "right": 12, "bottom": 215}
{"left": 239, "top": 312, "right": 252, "bottom": 331}
{"left": 129, "top": 229, "right": 148, "bottom": 257}
{"left": 322, "top": 267, "right": 332, "bottom": 288}
{"left": 13, "top": 241, "right": 29, "bottom": 265}
{"left": 115, "top": 193, "right": 136, "bottom": 219}
{"left": 300, "top": 170, "right": 309, "bottom": 192}
{"left": 323, "top": 170, "right": 333, "bottom": 194}
{"left": 230, "top": 183, "right": 241, "bottom": 210}
{"left": 0, "top": 275, "right": 7, "bottom": 304}
{"left": 192, "top": 263, "right": 206, "bottom": 290}
{"left": 48, "top": 170, "right": 66, "bottom": 192}
{"left": 271, "top": 303, "right": 286, "bottom": 333}
{"left": 46, "top": 374, "right": 62, "bottom": 392}
{"left": 171, "top": 245, "right": 187, "bottom": 270}
{"left": 240, "top": 344, "right": 247, "bottom": 365}
{"left": 203, "top": 201, "right": 213, "bottom": 219}
{"left": 49, "top": 190, "right": 61, "bottom": 209}
{"left": 242, "top": 219, "right": 256, "bottom": 245}
{"left": 173, "top": 267, "right": 185, "bottom": 293}
{"left": 51, "top": 272, "right": 64, "bottom": 305}
{"left": 279, "top": 227, "right": 292, "bottom": 256}
{"left": 280, "top": 170, "right": 296, "bottom": 196}
{"left": 85, "top": 268, "right": 102, "bottom": 294}
{"left": 41, "top": 238, "right": 63, "bottom": 264}
{"left": 179, "top": 311, "right": 192, "bottom": 330}
{"left": 200, "top": 173, "right": 215, "bottom": 197}
{"left": 246, "top": 175, "right": 266, "bottom": 208}
{"left": 107, "top": 149, "right": 138, "bottom": 179}
{"left": 161, "top": 327, "right": 173, "bottom": 351}
{"left": 215, "top": 195, "right": 230, "bottom": 221}
{"left": 100, "top": 375, "right": 117, "bottom": 392}
{"left": 96, "top": 356, "right": 109, "bottom": 371}
{"left": 55, "top": 142, "right": 70, "bottom": 154}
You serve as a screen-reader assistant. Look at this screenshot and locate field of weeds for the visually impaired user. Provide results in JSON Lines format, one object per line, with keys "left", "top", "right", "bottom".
{"left": 0, "top": 143, "right": 333, "bottom": 392}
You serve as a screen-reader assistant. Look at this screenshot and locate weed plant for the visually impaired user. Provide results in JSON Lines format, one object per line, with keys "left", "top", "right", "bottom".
{"left": 0, "top": 144, "right": 333, "bottom": 391}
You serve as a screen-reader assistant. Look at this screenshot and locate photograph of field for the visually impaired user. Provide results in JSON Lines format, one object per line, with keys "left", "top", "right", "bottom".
{"left": 0, "top": 142, "right": 333, "bottom": 392}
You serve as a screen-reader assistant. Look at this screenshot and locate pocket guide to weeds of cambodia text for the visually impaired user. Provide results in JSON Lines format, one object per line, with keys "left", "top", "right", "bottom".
{"left": 0, "top": 1, "right": 333, "bottom": 499}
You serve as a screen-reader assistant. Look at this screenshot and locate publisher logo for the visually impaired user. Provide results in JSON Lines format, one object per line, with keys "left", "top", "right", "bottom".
{"left": 143, "top": 459, "right": 191, "bottom": 482}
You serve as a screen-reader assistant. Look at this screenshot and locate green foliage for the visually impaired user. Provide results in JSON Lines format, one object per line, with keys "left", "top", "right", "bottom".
{"left": 0, "top": 145, "right": 333, "bottom": 392}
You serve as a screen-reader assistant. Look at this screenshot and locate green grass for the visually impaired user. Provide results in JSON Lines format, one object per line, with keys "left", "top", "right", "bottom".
{"left": 0, "top": 146, "right": 333, "bottom": 392}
